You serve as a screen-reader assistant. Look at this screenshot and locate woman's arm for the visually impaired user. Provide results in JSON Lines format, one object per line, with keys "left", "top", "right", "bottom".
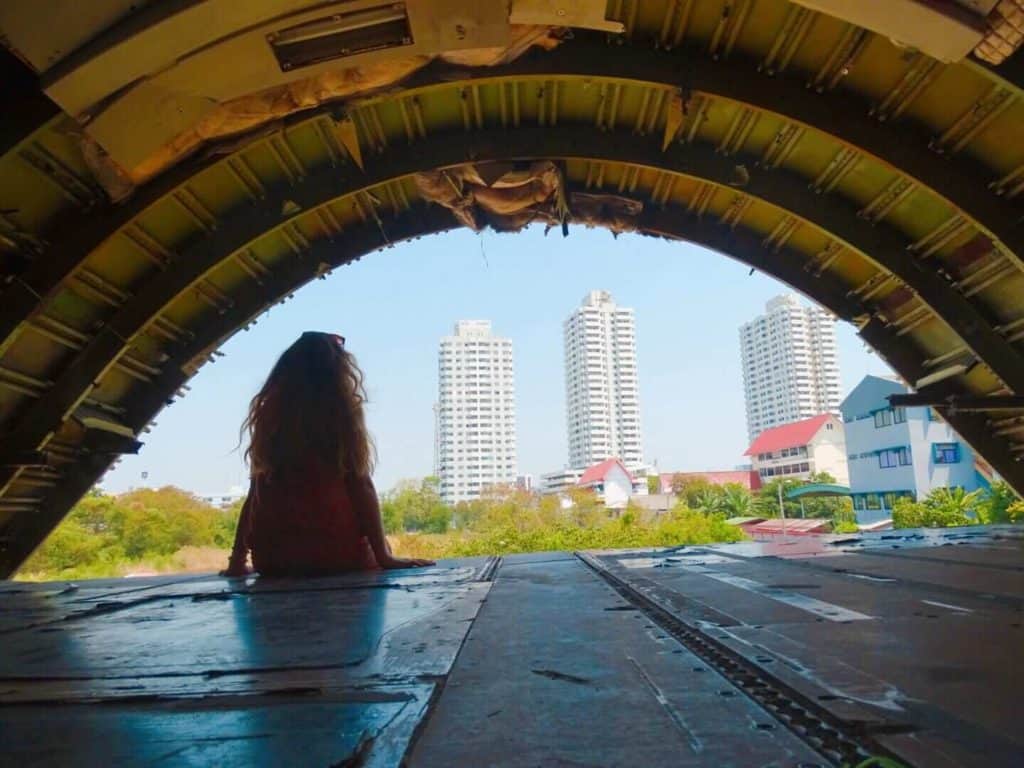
{"left": 222, "top": 480, "right": 255, "bottom": 576}
{"left": 350, "top": 475, "right": 434, "bottom": 569}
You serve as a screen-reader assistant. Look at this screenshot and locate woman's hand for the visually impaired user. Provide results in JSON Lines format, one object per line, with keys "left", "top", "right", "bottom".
{"left": 378, "top": 554, "right": 434, "bottom": 570}
{"left": 220, "top": 559, "right": 253, "bottom": 578}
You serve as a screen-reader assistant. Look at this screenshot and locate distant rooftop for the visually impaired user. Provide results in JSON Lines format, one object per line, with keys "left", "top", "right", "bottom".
{"left": 745, "top": 414, "right": 833, "bottom": 456}
{"left": 452, "top": 320, "right": 493, "bottom": 337}
{"left": 578, "top": 458, "right": 632, "bottom": 485}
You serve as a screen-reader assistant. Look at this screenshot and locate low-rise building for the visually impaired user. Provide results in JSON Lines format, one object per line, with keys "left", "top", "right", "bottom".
{"left": 841, "top": 375, "right": 990, "bottom": 524}
{"left": 539, "top": 467, "right": 584, "bottom": 495}
{"left": 577, "top": 458, "right": 636, "bottom": 509}
{"left": 515, "top": 474, "right": 535, "bottom": 492}
{"left": 199, "top": 490, "right": 245, "bottom": 509}
{"left": 658, "top": 470, "right": 761, "bottom": 494}
{"left": 630, "top": 494, "right": 675, "bottom": 514}
{"left": 744, "top": 414, "right": 849, "bottom": 485}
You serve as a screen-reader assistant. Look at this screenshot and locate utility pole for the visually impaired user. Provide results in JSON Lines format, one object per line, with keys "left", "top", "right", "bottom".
{"left": 778, "top": 482, "right": 786, "bottom": 536}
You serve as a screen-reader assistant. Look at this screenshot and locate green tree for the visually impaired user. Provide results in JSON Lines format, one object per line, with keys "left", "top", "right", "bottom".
{"left": 381, "top": 477, "right": 452, "bottom": 534}
{"left": 565, "top": 487, "right": 606, "bottom": 527}
{"left": 671, "top": 475, "right": 716, "bottom": 508}
{"left": 646, "top": 475, "right": 660, "bottom": 495}
{"left": 977, "top": 481, "right": 1020, "bottom": 524}
{"left": 21, "top": 516, "right": 116, "bottom": 573}
{"left": 755, "top": 478, "right": 802, "bottom": 518}
{"left": 720, "top": 483, "right": 754, "bottom": 517}
{"left": 215, "top": 498, "right": 244, "bottom": 547}
{"left": 19, "top": 486, "right": 234, "bottom": 579}
{"left": 692, "top": 487, "right": 725, "bottom": 515}
{"left": 923, "top": 486, "right": 983, "bottom": 526}
{"left": 892, "top": 496, "right": 927, "bottom": 529}
{"left": 380, "top": 496, "right": 405, "bottom": 533}
{"left": 756, "top": 473, "right": 854, "bottom": 525}
{"left": 893, "top": 486, "right": 986, "bottom": 529}
{"left": 1007, "top": 500, "right": 1024, "bottom": 523}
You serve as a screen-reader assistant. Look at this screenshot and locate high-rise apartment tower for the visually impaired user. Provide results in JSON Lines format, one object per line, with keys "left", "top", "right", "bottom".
{"left": 436, "top": 321, "right": 517, "bottom": 504}
{"left": 739, "top": 294, "right": 841, "bottom": 442}
{"left": 564, "top": 291, "right": 643, "bottom": 470}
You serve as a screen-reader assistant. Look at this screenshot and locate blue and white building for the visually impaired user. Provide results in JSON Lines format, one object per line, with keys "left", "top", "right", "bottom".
{"left": 840, "top": 375, "right": 989, "bottom": 523}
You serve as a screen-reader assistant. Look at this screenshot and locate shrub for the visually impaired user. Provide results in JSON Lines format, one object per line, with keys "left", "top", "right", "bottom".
{"left": 1007, "top": 500, "right": 1024, "bottom": 523}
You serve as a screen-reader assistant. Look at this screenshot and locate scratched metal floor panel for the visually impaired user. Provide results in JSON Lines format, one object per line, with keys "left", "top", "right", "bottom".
{"left": 635, "top": 551, "right": 1020, "bottom": 623}
{"left": 847, "top": 548, "right": 1024, "bottom": 585}
{"left": 788, "top": 551, "right": 1024, "bottom": 603}
{"left": 851, "top": 544, "right": 1024, "bottom": 575}
{"left": 1, "top": 687, "right": 433, "bottom": 768}
{"left": 0, "top": 559, "right": 494, "bottom": 766}
{"left": 407, "top": 557, "right": 825, "bottom": 767}
{"left": 2, "top": 535, "right": 1022, "bottom": 766}
{"left": 599, "top": 534, "right": 1024, "bottom": 767}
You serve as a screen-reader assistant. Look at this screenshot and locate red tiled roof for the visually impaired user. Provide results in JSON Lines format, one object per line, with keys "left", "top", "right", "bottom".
{"left": 660, "top": 470, "right": 761, "bottom": 492}
{"left": 744, "top": 414, "right": 832, "bottom": 456}
{"left": 578, "top": 458, "right": 632, "bottom": 486}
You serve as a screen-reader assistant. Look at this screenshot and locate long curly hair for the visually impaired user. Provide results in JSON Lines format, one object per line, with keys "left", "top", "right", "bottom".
{"left": 242, "top": 332, "right": 375, "bottom": 480}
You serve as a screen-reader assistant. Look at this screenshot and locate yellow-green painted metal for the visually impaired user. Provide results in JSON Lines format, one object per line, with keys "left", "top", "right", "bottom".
{"left": 1, "top": 0, "right": 1023, "bottom": 575}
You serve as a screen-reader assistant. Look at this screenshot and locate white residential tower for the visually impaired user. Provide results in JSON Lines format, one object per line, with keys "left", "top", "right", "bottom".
{"left": 564, "top": 291, "right": 643, "bottom": 470}
{"left": 436, "top": 321, "right": 517, "bottom": 505}
{"left": 740, "top": 294, "right": 841, "bottom": 442}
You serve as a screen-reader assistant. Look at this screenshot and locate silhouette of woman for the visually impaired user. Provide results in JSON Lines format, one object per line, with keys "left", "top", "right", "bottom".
{"left": 223, "top": 332, "right": 433, "bottom": 576}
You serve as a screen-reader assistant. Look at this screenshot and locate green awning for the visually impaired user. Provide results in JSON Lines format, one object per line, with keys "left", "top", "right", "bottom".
{"left": 786, "top": 483, "right": 851, "bottom": 500}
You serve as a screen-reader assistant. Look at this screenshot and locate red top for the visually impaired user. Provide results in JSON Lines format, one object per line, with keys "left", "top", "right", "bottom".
{"left": 744, "top": 414, "right": 833, "bottom": 456}
{"left": 245, "top": 460, "right": 378, "bottom": 576}
{"left": 578, "top": 458, "right": 633, "bottom": 486}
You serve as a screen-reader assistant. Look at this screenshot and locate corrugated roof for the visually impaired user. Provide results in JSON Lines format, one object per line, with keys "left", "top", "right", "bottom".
{"left": 750, "top": 518, "right": 831, "bottom": 535}
{"left": 744, "top": 414, "right": 832, "bottom": 456}
{"left": 724, "top": 516, "right": 766, "bottom": 526}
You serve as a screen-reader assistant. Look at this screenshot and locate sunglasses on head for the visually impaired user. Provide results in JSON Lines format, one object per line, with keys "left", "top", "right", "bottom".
{"left": 302, "top": 331, "right": 346, "bottom": 348}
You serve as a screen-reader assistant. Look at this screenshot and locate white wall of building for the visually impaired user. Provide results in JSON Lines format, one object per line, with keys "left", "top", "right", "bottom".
{"left": 577, "top": 462, "right": 633, "bottom": 508}
{"left": 739, "top": 294, "right": 841, "bottom": 442}
{"left": 564, "top": 290, "right": 643, "bottom": 470}
{"left": 808, "top": 422, "right": 850, "bottom": 485}
{"left": 437, "top": 320, "right": 517, "bottom": 505}
{"left": 540, "top": 467, "right": 584, "bottom": 494}
{"left": 596, "top": 463, "right": 634, "bottom": 509}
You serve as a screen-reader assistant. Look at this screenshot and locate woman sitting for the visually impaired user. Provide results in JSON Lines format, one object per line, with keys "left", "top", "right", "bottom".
{"left": 223, "top": 331, "right": 433, "bottom": 576}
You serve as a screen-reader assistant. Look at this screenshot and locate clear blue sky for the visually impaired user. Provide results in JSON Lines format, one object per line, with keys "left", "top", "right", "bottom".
{"left": 102, "top": 225, "right": 892, "bottom": 495}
